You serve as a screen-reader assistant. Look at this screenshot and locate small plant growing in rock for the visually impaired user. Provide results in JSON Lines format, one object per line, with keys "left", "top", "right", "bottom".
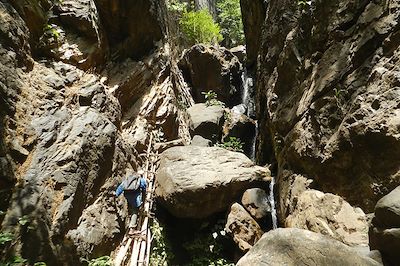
{"left": 202, "top": 90, "right": 224, "bottom": 107}
{"left": 44, "top": 24, "right": 60, "bottom": 40}
{"left": 85, "top": 256, "right": 111, "bottom": 266}
{"left": 216, "top": 137, "right": 244, "bottom": 152}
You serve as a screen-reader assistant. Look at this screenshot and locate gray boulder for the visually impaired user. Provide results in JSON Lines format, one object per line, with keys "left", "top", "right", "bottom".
{"left": 225, "top": 203, "right": 263, "bottom": 251}
{"left": 241, "top": 188, "right": 271, "bottom": 220}
{"left": 190, "top": 135, "right": 212, "bottom": 147}
{"left": 187, "top": 103, "right": 225, "bottom": 143}
{"left": 155, "top": 146, "right": 271, "bottom": 218}
{"left": 369, "top": 186, "right": 400, "bottom": 265}
{"left": 236, "top": 228, "right": 381, "bottom": 266}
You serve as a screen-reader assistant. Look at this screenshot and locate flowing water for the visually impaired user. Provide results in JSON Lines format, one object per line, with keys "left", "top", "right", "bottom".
{"left": 269, "top": 176, "right": 278, "bottom": 229}
{"left": 241, "top": 69, "right": 278, "bottom": 229}
{"left": 240, "top": 69, "right": 255, "bottom": 118}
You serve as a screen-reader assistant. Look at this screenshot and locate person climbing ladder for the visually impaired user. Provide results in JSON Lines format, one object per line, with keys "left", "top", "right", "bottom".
{"left": 115, "top": 170, "right": 147, "bottom": 235}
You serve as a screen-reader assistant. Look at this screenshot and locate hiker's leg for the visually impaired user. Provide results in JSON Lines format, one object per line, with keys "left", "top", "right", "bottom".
{"left": 129, "top": 208, "right": 138, "bottom": 229}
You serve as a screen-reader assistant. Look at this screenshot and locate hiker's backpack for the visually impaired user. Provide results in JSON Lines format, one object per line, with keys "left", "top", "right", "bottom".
{"left": 123, "top": 175, "right": 141, "bottom": 192}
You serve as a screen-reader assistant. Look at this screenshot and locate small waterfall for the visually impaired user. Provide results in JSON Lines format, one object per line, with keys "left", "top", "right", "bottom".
{"left": 269, "top": 177, "right": 278, "bottom": 229}
{"left": 241, "top": 68, "right": 278, "bottom": 229}
{"left": 249, "top": 122, "right": 258, "bottom": 161}
{"left": 240, "top": 69, "right": 255, "bottom": 118}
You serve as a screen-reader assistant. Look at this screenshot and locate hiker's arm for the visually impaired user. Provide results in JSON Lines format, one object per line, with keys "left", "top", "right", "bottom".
{"left": 115, "top": 183, "right": 124, "bottom": 197}
{"left": 140, "top": 178, "right": 147, "bottom": 191}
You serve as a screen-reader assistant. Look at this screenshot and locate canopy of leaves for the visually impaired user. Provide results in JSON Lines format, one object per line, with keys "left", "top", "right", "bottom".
{"left": 179, "top": 9, "right": 223, "bottom": 45}
{"left": 216, "top": 0, "right": 244, "bottom": 47}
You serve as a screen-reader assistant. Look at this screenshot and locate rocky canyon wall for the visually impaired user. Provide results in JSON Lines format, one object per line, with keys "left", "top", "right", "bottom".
{"left": 0, "top": 0, "right": 193, "bottom": 264}
{"left": 241, "top": 0, "right": 400, "bottom": 218}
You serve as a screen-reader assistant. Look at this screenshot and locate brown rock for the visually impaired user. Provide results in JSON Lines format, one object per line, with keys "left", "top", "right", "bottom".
{"left": 225, "top": 203, "right": 263, "bottom": 251}
{"left": 179, "top": 44, "right": 243, "bottom": 107}
{"left": 286, "top": 190, "right": 369, "bottom": 247}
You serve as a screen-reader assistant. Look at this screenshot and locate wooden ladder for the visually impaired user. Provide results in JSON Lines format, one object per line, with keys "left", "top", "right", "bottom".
{"left": 114, "top": 132, "right": 159, "bottom": 266}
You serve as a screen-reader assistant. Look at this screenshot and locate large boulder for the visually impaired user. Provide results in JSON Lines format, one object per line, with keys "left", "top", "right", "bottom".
{"left": 285, "top": 190, "right": 369, "bottom": 247}
{"left": 225, "top": 203, "right": 263, "bottom": 251}
{"left": 155, "top": 146, "right": 271, "bottom": 218}
{"left": 179, "top": 44, "right": 242, "bottom": 107}
{"left": 369, "top": 186, "right": 400, "bottom": 265}
{"left": 236, "top": 228, "right": 380, "bottom": 266}
{"left": 187, "top": 103, "right": 225, "bottom": 143}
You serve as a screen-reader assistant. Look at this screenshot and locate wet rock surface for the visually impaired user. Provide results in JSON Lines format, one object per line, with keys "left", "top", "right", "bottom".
{"left": 155, "top": 146, "right": 271, "bottom": 218}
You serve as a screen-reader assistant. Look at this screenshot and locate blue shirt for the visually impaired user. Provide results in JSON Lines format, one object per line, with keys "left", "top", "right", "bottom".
{"left": 116, "top": 177, "right": 147, "bottom": 208}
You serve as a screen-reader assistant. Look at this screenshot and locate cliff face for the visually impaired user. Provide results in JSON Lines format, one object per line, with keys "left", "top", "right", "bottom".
{"left": 241, "top": 0, "right": 400, "bottom": 217}
{"left": 0, "top": 0, "right": 192, "bottom": 264}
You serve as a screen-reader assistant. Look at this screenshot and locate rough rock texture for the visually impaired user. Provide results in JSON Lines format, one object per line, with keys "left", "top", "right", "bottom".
{"left": 95, "top": 0, "right": 167, "bottom": 60}
{"left": 187, "top": 103, "right": 225, "bottom": 143}
{"left": 225, "top": 203, "right": 263, "bottom": 251}
{"left": 241, "top": 188, "right": 271, "bottom": 220}
{"left": 155, "top": 146, "right": 271, "bottom": 218}
{"left": 239, "top": 0, "right": 266, "bottom": 68}
{"left": 370, "top": 185, "right": 400, "bottom": 264}
{"left": 0, "top": 0, "right": 194, "bottom": 264}
{"left": 39, "top": 0, "right": 109, "bottom": 69}
{"left": 179, "top": 44, "right": 243, "bottom": 107}
{"left": 286, "top": 190, "right": 369, "bottom": 247}
{"left": 243, "top": 0, "right": 400, "bottom": 219}
{"left": 236, "top": 228, "right": 380, "bottom": 266}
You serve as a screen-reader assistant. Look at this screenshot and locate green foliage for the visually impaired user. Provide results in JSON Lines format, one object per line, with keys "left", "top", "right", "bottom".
{"left": 167, "top": 0, "right": 188, "bottom": 13}
{"left": 202, "top": 90, "right": 224, "bottom": 107}
{"left": 33, "top": 262, "right": 47, "bottom": 266}
{"left": 0, "top": 232, "right": 13, "bottom": 245}
{"left": 86, "top": 256, "right": 111, "bottom": 266}
{"left": 18, "top": 215, "right": 29, "bottom": 226}
{"left": 298, "top": 0, "right": 311, "bottom": 10}
{"left": 216, "top": 137, "right": 244, "bottom": 152}
{"left": 216, "top": 0, "right": 244, "bottom": 47}
{"left": 150, "top": 220, "right": 174, "bottom": 266}
{"left": 2, "top": 256, "right": 27, "bottom": 266}
{"left": 333, "top": 87, "right": 345, "bottom": 111}
{"left": 180, "top": 9, "right": 223, "bottom": 45}
{"left": 44, "top": 24, "right": 60, "bottom": 40}
{"left": 184, "top": 219, "right": 234, "bottom": 266}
